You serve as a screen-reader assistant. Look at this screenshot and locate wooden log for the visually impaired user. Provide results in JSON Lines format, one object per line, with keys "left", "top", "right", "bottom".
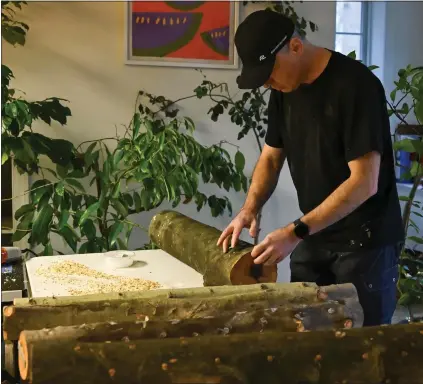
{"left": 3, "top": 283, "right": 363, "bottom": 341}
{"left": 149, "top": 210, "right": 277, "bottom": 286}
{"left": 2, "top": 341, "right": 17, "bottom": 380}
{"left": 18, "top": 323, "right": 423, "bottom": 384}
{"left": 10, "top": 303, "right": 359, "bottom": 345}
{"left": 12, "top": 282, "right": 312, "bottom": 307}
{"left": 12, "top": 281, "right": 356, "bottom": 307}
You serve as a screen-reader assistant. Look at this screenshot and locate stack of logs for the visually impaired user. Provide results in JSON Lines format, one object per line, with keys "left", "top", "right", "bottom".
{"left": 3, "top": 282, "right": 423, "bottom": 384}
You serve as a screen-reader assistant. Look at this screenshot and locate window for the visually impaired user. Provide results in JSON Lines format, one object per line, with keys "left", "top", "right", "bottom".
{"left": 335, "top": 1, "right": 369, "bottom": 63}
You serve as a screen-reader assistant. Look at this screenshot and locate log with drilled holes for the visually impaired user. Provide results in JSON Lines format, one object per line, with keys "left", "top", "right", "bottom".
{"left": 3, "top": 282, "right": 363, "bottom": 341}
{"left": 149, "top": 210, "right": 277, "bottom": 286}
{"left": 18, "top": 323, "right": 423, "bottom": 384}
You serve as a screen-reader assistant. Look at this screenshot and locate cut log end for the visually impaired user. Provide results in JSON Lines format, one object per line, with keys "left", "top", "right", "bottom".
{"left": 230, "top": 253, "right": 277, "bottom": 285}
{"left": 18, "top": 332, "right": 29, "bottom": 381}
{"left": 3, "top": 306, "right": 15, "bottom": 317}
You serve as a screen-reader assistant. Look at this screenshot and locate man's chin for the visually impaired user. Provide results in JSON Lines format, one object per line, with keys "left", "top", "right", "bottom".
{"left": 272, "top": 85, "right": 299, "bottom": 93}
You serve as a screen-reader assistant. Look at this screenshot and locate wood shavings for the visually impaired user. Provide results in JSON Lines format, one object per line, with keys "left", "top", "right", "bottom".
{"left": 35, "top": 260, "right": 161, "bottom": 296}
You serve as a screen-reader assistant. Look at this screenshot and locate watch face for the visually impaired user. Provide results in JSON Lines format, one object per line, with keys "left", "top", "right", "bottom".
{"left": 295, "top": 221, "right": 309, "bottom": 239}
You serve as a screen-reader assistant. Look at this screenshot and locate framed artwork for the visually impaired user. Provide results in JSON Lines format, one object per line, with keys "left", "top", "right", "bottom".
{"left": 124, "top": 1, "right": 240, "bottom": 69}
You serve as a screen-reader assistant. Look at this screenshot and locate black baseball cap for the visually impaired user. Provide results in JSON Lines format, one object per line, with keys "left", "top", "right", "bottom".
{"left": 235, "top": 10, "right": 295, "bottom": 89}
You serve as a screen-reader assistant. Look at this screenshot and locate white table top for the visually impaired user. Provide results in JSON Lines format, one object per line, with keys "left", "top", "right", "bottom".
{"left": 25, "top": 250, "right": 204, "bottom": 298}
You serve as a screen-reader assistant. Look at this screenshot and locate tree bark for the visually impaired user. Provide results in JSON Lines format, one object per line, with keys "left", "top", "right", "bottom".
{"left": 3, "top": 283, "right": 363, "bottom": 341}
{"left": 18, "top": 323, "right": 423, "bottom": 384}
{"left": 149, "top": 210, "right": 277, "bottom": 286}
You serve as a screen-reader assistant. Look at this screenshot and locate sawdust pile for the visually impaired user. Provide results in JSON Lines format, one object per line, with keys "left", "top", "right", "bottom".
{"left": 36, "top": 260, "right": 161, "bottom": 296}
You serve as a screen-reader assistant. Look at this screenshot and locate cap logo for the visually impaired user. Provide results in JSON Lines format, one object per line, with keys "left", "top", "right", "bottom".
{"left": 259, "top": 55, "right": 266, "bottom": 61}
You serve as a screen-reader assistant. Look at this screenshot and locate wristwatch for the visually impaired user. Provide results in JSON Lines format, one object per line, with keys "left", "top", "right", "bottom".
{"left": 293, "top": 218, "right": 309, "bottom": 240}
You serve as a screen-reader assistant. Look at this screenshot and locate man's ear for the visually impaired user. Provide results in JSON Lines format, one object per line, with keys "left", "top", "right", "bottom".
{"left": 289, "top": 37, "right": 303, "bottom": 55}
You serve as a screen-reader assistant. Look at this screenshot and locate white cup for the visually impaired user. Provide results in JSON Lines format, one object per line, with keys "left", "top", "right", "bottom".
{"left": 104, "top": 251, "right": 135, "bottom": 269}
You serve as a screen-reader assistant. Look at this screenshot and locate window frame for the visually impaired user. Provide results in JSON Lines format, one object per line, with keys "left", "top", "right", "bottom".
{"left": 335, "top": 1, "right": 370, "bottom": 64}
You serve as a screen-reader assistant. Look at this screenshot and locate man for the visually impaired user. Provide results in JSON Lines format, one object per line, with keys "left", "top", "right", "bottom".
{"left": 217, "top": 10, "right": 405, "bottom": 326}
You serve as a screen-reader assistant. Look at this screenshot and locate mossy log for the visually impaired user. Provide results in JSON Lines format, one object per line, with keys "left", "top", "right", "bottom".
{"left": 3, "top": 283, "right": 363, "bottom": 341}
{"left": 12, "top": 282, "right": 356, "bottom": 307}
{"left": 149, "top": 210, "right": 277, "bottom": 286}
{"left": 12, "top": 304, "right": 358, "bottom": 345}
{"left": 19, "top": 323, "right": 423, "bottom": 384}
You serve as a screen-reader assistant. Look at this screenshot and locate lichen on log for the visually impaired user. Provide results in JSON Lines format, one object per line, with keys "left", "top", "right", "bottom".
{"left": 3, "top": 283, "right": 363, "bottom": 341}
{"left": 149, "top": 210, "right": 277, "bottom": 286}
{"left": 18, "top": 323, "right": 423, "bottom": 384}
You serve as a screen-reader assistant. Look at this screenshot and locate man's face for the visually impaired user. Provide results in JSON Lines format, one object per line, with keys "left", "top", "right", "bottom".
{"left": 264, "top": 38, "right": 304, "bottom": 93}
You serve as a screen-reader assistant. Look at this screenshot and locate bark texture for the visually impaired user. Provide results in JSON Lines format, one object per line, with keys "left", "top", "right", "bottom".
{"left": 149, "top": 210, "right": 277, "bottom": 286}
{"left": 3, "top": 282, "right": 363, "bottom": 341}
{"left": 19, "top": 323, "right": 423, "bottom": 384}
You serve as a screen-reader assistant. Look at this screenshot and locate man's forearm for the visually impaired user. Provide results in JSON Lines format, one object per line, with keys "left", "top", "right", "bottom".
{"left": 243, "top": 157, "right": 284, "bottom": 215}
{"left": 301, "top": 176, "right": 377, "bottom": 236}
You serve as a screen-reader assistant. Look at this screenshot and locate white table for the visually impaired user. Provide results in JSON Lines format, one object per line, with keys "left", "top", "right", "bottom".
{"left": 25, "top": 250, "right": 204, "bottom": 298}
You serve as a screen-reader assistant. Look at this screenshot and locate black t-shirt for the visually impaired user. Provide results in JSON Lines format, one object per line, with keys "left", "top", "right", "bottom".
{"left": 265, "top": 50, "right": 405, "bottom": 251}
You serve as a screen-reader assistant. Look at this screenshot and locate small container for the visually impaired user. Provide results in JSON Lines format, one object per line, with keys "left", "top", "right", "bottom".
{"left": 104, "top": 251, "right": 135, "bottom": 269}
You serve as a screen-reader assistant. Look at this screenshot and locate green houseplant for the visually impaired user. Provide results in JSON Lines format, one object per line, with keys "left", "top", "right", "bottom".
{"left": 389, "top": 65, "right": 423, "bottom": 312}
{"left": 1, "top": 2, "right": 247, "bottom": 255}
{"left": 2, "top": 1, "right": 74, "bottom": 175}
{"left": 10, "top": 91, "right": 247, "bottom": 255}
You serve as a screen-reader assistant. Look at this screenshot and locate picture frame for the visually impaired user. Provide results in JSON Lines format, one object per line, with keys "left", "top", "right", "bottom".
{"left": 124, "top": 1, "right": 240, "bottom": 69}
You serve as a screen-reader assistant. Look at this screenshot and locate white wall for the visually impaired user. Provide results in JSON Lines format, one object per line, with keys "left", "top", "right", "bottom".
{"left": 369, "top": 1, "right": 423, "bottom": 248}
{"left": 3, "top": 1, "right": 336, "bottom": 282}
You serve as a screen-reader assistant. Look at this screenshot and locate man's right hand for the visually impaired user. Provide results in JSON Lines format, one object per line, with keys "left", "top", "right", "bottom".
{"left": 216, "top": 209, "right": 258, "bottom": 253}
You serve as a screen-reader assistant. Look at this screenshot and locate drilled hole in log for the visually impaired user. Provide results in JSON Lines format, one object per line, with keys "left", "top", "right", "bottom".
{"left": 230, "top": 252, "right": 277, "bottom": 285}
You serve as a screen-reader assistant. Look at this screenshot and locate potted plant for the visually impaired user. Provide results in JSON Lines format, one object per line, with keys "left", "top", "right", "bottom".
{"left": 390, "top": 65, "right": 423, "bottom": 321}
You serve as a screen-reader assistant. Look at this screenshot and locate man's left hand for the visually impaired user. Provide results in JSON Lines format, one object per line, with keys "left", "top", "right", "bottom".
{"left": 251, "top": 224, "right": 300, "bottom": 266}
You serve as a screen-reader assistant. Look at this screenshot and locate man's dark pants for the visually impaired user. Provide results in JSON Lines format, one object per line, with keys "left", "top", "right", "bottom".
{"left": 290, "top": 241, "right": 401, "bottom": 326}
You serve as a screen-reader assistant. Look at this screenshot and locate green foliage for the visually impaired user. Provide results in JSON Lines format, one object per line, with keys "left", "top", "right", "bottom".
{"left": 11, "top": 93, "right": 247, "bottom": 254}
{"left": 193, "top": 77, "right": 268, "bottom": 149}
{"left": 398, "top": 249, "right": 423, "bottom": 306}
{"left": 346, "top": 50, "right": 380, "bottom": 71}
{"left": 388, "top": 65, "right": 423, "bottom": 125}
{"left": 1, "top": 1, "right": 29, "bottom": 46}
{"left": 1, "top": 2, "right": 73, "bottom": 174}
{"left": 2, "top": 2, "right": 246, "bottom": 255}
{"left": 348, "top": 51, "right": 423, "bottom": 307}
{"left": 243, "top": 1, "right": 318, "bottom": 37}
{"left": 386, "top": 65, "right": 423, "bottom": 307}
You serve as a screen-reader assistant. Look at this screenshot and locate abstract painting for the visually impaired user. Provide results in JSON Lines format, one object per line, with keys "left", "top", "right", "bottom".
{"left": 125, "top": 1, "right": 239, "bottom": 69}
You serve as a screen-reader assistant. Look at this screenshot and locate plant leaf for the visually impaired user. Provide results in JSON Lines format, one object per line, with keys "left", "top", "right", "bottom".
{"left": 58, "top": 209, "right": 70, "bottom": 230}
{"left": 81, "top": 219, "right": 96, "bottom": 241}
{"left": 234, "top": 151, "right": 245, "bottom": 172}
{"left": 407, "top": 236, "right": 423, "bottom": 244}
{"left": 108, "top": 222, "right": 124, "bottom": 247}
{"left": 32, "top": 205, "right": 54, "bottom": 244}
{"left": 65, "top": 178, "right": 85, "bottom": 193}
{"left": 14, "top": 204, "right": 35, "bottom": 220}
{"left": 43, "top": 242, "right": 54, "bottom": 256}
{"left": 111, "top": 199, "right": 128, "bottom": 217}
{"left": 78, "top": 202, "right": 100, "bottom": 226}
{"left": 59, "top": 225, "right": 79, "bottom": 252}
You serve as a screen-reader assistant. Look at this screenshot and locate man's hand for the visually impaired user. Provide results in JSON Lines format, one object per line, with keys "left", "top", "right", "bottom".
{"left": 217, "top": 209, "right": 258, "bottom": 253}
{"left": 251, "top": 224, "right": 300, "bottom": 266}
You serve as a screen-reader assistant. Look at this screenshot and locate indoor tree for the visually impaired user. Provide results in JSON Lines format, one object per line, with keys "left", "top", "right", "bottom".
{"left": 1, "top": 1, "right": 247, "bottom": 255}
{"left": 10, "top": 91, "right": 247, "bottom": 255}
{"left": 389, "top": 65, "right": 423, "bottom": 310}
